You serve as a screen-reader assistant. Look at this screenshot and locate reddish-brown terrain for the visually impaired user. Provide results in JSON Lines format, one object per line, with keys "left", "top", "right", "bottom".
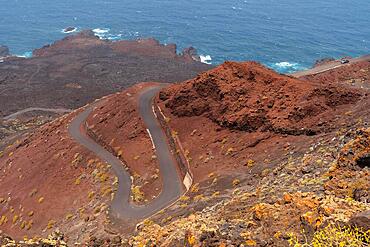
{"left": 0, "top": 82, "right": 177, "bottom": 243}
{"left": 160, "top": 61, "right": 362, "bottom": 135}
{"left": 302, "top": 60, "right": 370, "bottom": 89}
{"left": 0, "top": 108, "right": 116, "bottom": 241}
{"left": 129, "top": 61, "right": 369, "bottom": 246}
{"left": 0, "top": 59, "right": 369, "bottom": 246}
{"left": 152, "top": 62, "right": 367, "bottom": 183}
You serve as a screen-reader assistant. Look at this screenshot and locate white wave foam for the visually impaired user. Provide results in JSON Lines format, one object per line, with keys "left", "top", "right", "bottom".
{"left": 200, "top": 55, "right": 212, "bottom": 64}
{"left": 274, "top": 62, "right": 298, "bottom": 68}
{"left": 92, "top": 28, "right": 126, "bottom": 41}
{"left": 92, "top": 28, "right": 111, "bottom": 39}
{"left": 16, "top": 51, "right": 33, "bottom": 58}
{"left": 107, "top": 33, "right": 123, "bottom": 40}
{"left": 93, "top": 28, "right": 110, "bottom": 34}
{"left": 270, "top": 61, "right": 307, "bottom": 73}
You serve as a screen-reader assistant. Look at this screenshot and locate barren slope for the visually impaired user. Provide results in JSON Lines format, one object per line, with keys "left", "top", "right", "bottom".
{"left": 0, "top": 109, "right": 117, "bottom": 241}
{"left": 1, "top": 61, "right": 369, "bottom": 246}
{"left": 127, "top": 61, "right": 370, "bottom": 246}
{"left": 160, "top": 61, "right": 362, "bottom": 135}
{"left": 301, "top": 60, "right": 370, "bottom": 90}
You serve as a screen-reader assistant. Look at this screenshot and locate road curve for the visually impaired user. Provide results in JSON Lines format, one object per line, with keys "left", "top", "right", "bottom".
{"left": 68, "top": 86, "right": 183, "bottom": 220}
{"left": 3, "top": 107, "right": 72, "bottom": 120}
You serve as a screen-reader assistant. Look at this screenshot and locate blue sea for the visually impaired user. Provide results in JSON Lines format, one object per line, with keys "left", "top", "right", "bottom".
{"left": 0, "top": 0, "right": 369, "bottom": 73}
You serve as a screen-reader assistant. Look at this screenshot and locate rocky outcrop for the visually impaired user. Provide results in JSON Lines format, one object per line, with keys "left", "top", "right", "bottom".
{"left": 338, "top": 128, "right": 370, "bottom": 170}
{"left": 325, "top": 127, "right": 370, "bottom": 202}
{"left": 313, "top": 57, "right": 335, "bottom": 67}
{"left": 181, "top": 47, "right": 201, "bottom": 62}
{"left": 160, "top": 61, "right": 362, "bottom": 135}
{"left": 0, "top": 31, "right": 211, "bottom": 116}
{"left": 63, "top": 27, "right": 76, "bottom": 33}
{"left": 0, "top": 45, "right": 9, "bottom": 57}
{"left": 33, "top": 31, "right": 202, "bottom": 63}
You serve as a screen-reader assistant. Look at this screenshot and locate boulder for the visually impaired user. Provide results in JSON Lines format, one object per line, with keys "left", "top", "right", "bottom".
{"left": 353, "top": 188, "right": 369, "bottom": 203}
{"left": 356, "top": 152, "right": 370, "bottom": 168}
{"left": 63, "top": 27, "right": 76, "bottom": 33}
{"left": 349, "top": 210, "right": 370, "bottom": 230}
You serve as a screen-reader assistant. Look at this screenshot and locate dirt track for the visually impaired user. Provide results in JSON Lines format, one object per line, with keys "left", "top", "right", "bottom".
{"left": 2, "top": 107, "right": 72, "bottom": 120}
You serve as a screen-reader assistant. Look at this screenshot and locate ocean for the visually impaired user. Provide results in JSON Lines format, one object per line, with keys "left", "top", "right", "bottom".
{"left": 0, "top": 0, "right": 369, "bottom": 73}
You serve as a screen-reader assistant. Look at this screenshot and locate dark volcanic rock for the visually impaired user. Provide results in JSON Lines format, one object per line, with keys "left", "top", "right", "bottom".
{"left": 349, "top": 210, "right": 370, "bottom": 230}
{"left": 63, "top": 26, "right": 76, "bottom": 33}
{"left": 182, "top": 47, "right": 201, "bottom": 62}
{"left": 313, "top": 57, "right": 335, "bottom": 67}
{"left": 0, "top": 45, "right": 9, "bottom": 57}
{"left": 0, "top": 31, "right": 212, "bottom": 116}
{"left": 357, "top": 153, "right": 370, "bottom": 168}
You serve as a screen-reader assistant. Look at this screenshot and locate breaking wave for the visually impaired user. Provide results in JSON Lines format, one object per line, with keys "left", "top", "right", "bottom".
{"left": 92, "top": 28, "right": 125, "bottom": 40}
{"left": 269, "top": 61, "right": 306, "bottom": 73}
{"left": 92, "top": 28, "right": 110, "bottom": 34}
{"left": 16, "top": 51, "right": 33, "bottom": 58}
{"left": 92, "top": 28, "right": 110, "bottom": 39}
{"left": 200, "top": 55, "right": 212, "bottom": 64}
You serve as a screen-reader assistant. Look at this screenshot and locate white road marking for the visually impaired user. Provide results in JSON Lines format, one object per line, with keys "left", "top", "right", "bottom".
{"left": 157, "top": 106, "right": 167, "bottom": 119}
{"left": 152, "top": 105, "right": 158, "bottom": 118}
{"left": 146, "top": 128, "right": 156, "bottom": 149}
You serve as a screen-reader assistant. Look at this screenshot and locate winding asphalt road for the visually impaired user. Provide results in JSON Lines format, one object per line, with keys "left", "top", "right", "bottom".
{"left": 68, "top": 86, "right": 183, "bottom": 220}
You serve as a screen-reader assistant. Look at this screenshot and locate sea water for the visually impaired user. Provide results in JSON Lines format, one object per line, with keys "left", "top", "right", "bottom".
{"left": 0, "top": 0, "right": 369, "bottom": 73}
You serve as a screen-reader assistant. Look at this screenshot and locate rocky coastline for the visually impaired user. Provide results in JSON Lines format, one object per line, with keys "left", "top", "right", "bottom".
{"left": 0, "top": 30, "right": 211, "bottom": 117}
{"left": 0, "top": 45, "right": 9, "bottom": 57}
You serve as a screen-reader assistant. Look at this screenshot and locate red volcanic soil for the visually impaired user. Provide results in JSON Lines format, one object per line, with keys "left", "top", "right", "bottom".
{"left": 156, "top": 61, "right": 369, "bottom": 182}
{"left": 0, "top": 109, "right": 116, "bottom": 241}
{"left": 1, "top": 60, "right": 369, "bottom": 245}
{"left": 301, "top": 60, "right": 370, "bottom": 89}
{"left": 86, "top": 83, "right": 162, "bottom": 203}
{"left": 160, "top": 61, "right": 362, "bottom": 135}
{"left": 0, "top": 83, "right": 172, "bottom": 241}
